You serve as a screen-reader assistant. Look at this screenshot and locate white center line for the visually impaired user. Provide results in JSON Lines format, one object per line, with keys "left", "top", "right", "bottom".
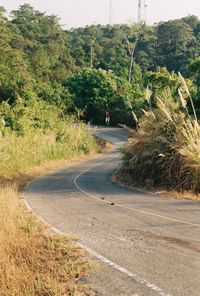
{"left": 74, "top": 164, "right": 200, "bottom": 228}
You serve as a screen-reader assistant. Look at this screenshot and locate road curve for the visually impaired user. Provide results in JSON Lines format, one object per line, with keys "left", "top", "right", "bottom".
{"left": 24, "top": 127, "right": 200, "bottom": 296}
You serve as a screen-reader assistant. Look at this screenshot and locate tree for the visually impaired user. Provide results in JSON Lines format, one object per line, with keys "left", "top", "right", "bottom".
{"left": 0, "top": 6, "right": 31, "bottom": 103}
{"left": 11, "top": 4, "right": 75, "bottom": 84}
{"left": 66, "top": 68, "right": 136, "bottom": 125}
{"left": 186, "top": 57, "right": 200, "bottom": 116}
{"left": 182, "top": 15, "right": 200, "bottom": 31}
{"left": 156, "top": 20, "right": 197, "bottom": 72}
{"left": 134, "top": 24, "right": 157, "bottom": 71}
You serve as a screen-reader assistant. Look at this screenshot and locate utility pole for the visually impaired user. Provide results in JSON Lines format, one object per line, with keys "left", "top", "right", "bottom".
{"left": 90, "top": 45, "right": 94, "bottom": 68}
{"left": 125, "top": 37, "right": 139, "bottom": 130}
{"left": 138, "top": 0, "right": 147, "bottom": 24}
{"left": 109, "top": 0, "right": 112, "bottom": 24}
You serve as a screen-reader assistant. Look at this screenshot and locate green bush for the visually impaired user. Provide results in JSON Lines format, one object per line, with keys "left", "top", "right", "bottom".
{"left": 0, "top": 94, "right": 97, "bottom": 178}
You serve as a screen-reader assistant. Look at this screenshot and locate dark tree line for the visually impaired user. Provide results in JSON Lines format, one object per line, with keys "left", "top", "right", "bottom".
{"left": 0, "top": 4, "right": 200, "bottom": 125}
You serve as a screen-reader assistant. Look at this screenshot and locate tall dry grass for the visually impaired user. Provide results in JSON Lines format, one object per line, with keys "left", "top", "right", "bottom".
{"left": 120, "top": 75, "right": 200, "bottom": 193}
{"left": 0, "top": 124, "right": 97, "bottom": 295}
{"left": 0, "top": 124, "right": 97, "bottom": 179}
{"left": 0, "top": 185, "right": 95, "bottom": 296}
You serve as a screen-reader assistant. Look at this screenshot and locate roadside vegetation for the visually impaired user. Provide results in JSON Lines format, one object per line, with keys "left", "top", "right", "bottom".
{"left": 0, "top": 186, "right": 96, "bottom": 296}
{"left": 0, "top": 97, "right": 98, "bottom": 295}
{"left": 0, "top": 97, "right": 96, "bottom": 179}
{"left": 0, "top": 5, "right": 98, "bottom": 294}
{"left": 119, "top": 72, "right": 200, "bottom": 196}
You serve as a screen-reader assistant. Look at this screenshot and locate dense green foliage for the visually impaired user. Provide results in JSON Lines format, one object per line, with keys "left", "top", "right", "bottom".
{"left": 66, "top": 17, "right": 200, "bottom": 73}
{"left": 0, "top": 4, "right": 200, "bottom": 127}
{"left": 0, "top": 5, "right": 76, "bottom": 108}
{"left": 67, "top": 68, "right": 144, "bottom": 125}
{"left": 0, "top": 4, "right": 99, "bottom": 174}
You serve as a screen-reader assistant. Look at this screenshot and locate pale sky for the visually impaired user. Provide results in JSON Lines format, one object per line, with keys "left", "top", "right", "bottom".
{"left": 1, "top": 0, "right": 200, "bottom": 29}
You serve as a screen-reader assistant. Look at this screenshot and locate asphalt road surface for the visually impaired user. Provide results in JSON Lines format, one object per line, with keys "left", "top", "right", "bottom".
{"left": 24, "top": 127, "right": 200, "bottom": 296}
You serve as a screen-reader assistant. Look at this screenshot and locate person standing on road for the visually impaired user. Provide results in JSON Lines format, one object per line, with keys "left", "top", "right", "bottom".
{"left": 105, "top": 111, "right": 110, "bottom": 126}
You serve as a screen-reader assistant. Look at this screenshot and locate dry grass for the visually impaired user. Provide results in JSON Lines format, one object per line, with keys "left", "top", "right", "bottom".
{"left": 0, "top": 185, "right": 96, "bottom": 296}
{"left": 114, "top": 172, "right": 200, "bottom": 202}
{"left": 157, "top": 189, "right": 200, "bottom": 202}
{"left": 0, "top": 125, "right": 97, "bottom": 179}
{"left": 0, "top": 125, "right": 99, "bottom": 295}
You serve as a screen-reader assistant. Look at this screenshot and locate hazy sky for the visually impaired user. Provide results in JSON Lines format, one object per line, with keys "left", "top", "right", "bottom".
{"left": 1, "top": 0, "right": 200, "bottom": 28}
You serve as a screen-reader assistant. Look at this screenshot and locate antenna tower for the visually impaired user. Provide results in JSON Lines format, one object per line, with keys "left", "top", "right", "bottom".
{"left": 109, "top": 0, "right": 112, "bottom": 24}
{"left": 138, "top": 0, "right": 147, "bottom": 24}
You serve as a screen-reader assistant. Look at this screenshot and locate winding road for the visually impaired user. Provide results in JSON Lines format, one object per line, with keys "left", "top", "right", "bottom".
{"left": 24, "top": 127, "right": 200, "bottom": 296}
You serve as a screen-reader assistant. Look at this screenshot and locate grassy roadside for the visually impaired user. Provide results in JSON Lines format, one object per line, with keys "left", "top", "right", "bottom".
{"left": 114, "top": 171, "right": 200, "bottom": 202}
{"left": 117, "top": 76, "right": 200, "bottom": 202}
{"left": 0, "top": 185, "right": 96, "bottom": 296}
{"left": 0, "top": 125, "right": 108, "bottom": 296}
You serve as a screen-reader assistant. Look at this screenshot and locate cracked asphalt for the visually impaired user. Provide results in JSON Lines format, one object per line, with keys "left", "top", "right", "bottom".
{"left": 24, "top": 127, "right": 200, "bottom": 296}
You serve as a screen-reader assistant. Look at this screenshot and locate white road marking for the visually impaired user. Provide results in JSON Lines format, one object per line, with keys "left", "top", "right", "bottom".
{"left": 23, "top": 198, "right": 172, "bottom": 296}
{"left": 74, "top": 165, "right": 200, "bottom": 228}
{"left": 77, "top": 241, "right": 172, "bottom": 296}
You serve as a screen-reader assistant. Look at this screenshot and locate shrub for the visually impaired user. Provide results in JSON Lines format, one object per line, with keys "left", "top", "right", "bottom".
{"left": 0, "top": 94, "right": 97, "bottom": 179}
{"left": 120, "top": 74, "right": 200, "bottom": 193}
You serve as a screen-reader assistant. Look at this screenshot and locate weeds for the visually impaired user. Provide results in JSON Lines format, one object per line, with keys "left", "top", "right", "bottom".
{"left": 0, "top": 125, "right": 97, "bottom": 179}
{"left": 0, "top": 185, "right": 96, "bottom": 296}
